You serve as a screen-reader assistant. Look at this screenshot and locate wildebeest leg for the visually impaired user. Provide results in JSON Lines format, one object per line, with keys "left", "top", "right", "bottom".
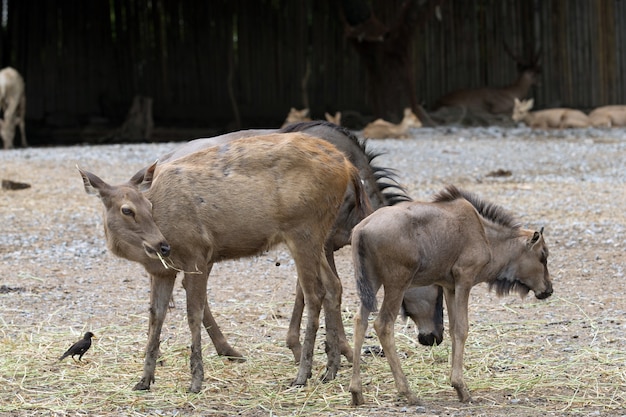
{"left": 443, "top": 286, "right": 473, "bottom": 403}
{"left": 288, "top": 248, "right": 326, "bottom": 386}
{"left": 183, "top": 271, "right": 208, "bottom": 393}
{"left": 375, "top": 287, "right": 421, "bottom": 406}
{"left": 319, "top": 257, "right": 349, "bottom": 381}
{"left": 134, "top": 272, "right": 176, "bottom": 391}
{"left": 197, "top": 263, "right": 244, "bottom": 361}
{"left": 349, "top": 304, "right": 370, "bottom": 406}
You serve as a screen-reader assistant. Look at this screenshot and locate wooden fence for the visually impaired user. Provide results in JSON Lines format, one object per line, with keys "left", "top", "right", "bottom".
{"left": 1, "top": 0, "right": 625, "bottom": 140}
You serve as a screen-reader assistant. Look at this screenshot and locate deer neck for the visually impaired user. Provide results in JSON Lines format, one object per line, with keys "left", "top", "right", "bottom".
{"left": 506, "top": 71, "right": 535, "bottom": 99}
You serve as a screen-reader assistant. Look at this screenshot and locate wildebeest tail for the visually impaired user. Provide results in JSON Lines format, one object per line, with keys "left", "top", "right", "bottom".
{"left": 353, "top": 231, "right": 378, "bottom": 312}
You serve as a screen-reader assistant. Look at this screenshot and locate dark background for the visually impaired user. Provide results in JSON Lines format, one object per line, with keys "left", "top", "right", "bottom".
{"left": 2, "top": 0, "right": 625, "bottom": 145}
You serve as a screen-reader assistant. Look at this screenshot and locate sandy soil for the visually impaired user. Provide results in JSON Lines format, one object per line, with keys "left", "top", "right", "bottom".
{"left": 1, "top": 127, "right": 625, "bottom": 416}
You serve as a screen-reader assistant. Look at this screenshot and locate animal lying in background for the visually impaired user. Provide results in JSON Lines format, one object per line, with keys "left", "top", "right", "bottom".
{"left": 362, "top": 107, "right": 422, "bottom": 139}
{"left": 324, "top": 111, "right": 342, "bottom": 125}
{"left": 79, "top": 133, "right": 369, "bottom": 392}
{"left": 159, "top": 121, "right": 445, "bottom": 366}
{"left": 281, "top": 107, "right": 311, "bottom": 128}
{"left": 349, "top": 185, "right": 553, "bottom": 406}
{"left": 513, "top": 98, "right": 589, "bottom": 128}
{"left": 588, "top": 105, "right": 626, "bottom": 127}
{"left": 0, "top": 67, "right": 27, "bottom": 149}
{"left": 433, "top": 43, "right": 540, "bottom": 120}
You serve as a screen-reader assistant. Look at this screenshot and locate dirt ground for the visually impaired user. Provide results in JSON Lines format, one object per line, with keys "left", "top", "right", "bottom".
{"left": 1, "top": 128, "right": 625, "bottom": 416}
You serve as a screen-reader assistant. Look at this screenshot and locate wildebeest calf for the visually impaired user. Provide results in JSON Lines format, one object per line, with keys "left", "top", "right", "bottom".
{"left": 79, "top": 133, "right": 369, "bottom": 392}
{"left": 349, "top": 185, "right": 553, "bottom": 405}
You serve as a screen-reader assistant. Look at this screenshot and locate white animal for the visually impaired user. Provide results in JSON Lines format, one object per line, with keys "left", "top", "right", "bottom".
{"left": 0, "top": 67, "right": 27, "bottom": 149}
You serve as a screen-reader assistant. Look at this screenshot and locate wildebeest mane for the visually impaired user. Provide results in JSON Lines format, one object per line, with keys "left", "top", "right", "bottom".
{"left": 280, "top": 121, "right": 412, "bottom": 206}
{"left": 433, "top": 185, "right": 521, "bottom": 230}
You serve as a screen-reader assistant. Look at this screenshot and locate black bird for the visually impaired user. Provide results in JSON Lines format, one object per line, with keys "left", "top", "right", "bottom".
{"left": 59, "top": 332, "right": 95, "bottom": 362}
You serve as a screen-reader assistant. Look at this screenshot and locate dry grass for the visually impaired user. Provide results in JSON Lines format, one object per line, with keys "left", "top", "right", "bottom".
{"left": 1, "top": 294, "right": 624, "bottom": 416}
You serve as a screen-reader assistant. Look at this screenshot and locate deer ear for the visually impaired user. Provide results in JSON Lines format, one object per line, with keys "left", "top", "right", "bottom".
{"left": 527, "top": 98, "right": 535, "bottom": 109}
{"left": 77, "top": 166, "right": 109, "bottom": 196}
{"left": 130, "top": 161, "right": 158, "bottom": 191}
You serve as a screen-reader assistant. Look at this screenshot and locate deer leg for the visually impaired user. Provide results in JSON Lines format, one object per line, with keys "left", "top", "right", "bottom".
{"left": 287, "top": 249, "right": 352, "bottom": 366}
{"left": 349, "top": 303, "right": 370, "bottom": 406}
{"left": 183, "top": 271, "right": 208, "bottom": 393}
{"left": 134, "top": 272, "right": 176, "bottom": 391}
{"left": 375, "top": 288, "right": 421, "bottom": 406}
{"left": 286, "top": 281, "right": 304, "bottom": 364}
{"left": 195, "top": 263, "right": 244, "bottom": 361}
{"left": 444, "top": 286, "right": 472, "bottom": 403}
{"left": 202, "top": 299, "right": 244, "bottom": 360}
{"left": 289, "top": 249, "right": 325, "bottom": 386}
{"left": 325, "top": 249, "right": 353, "bottom": 362}
{"left": 319, "top": 257, "right": 349, "bottom": 381}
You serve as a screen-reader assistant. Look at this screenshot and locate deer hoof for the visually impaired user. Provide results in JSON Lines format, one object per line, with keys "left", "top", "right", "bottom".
{"left": 133, "top": 378, "right": 151, "bottom": 391}
{"left": 350, "top": 391, "right": 365, "bottom": 406}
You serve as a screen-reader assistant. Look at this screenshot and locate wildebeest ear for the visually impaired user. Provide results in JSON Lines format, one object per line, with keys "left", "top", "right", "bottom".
{"left": 527, "top": 228, "right": 543, "bottom": 249}
{"left": 130, "top": 161, "right": 158, "bottom": 191}
{"left": 77, "top": 165, "right": 109, "bottom": 196}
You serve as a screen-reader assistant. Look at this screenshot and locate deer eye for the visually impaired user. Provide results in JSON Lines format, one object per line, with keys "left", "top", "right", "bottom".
{"left": 121, "top": 206, "right": 134, "bottom": 216}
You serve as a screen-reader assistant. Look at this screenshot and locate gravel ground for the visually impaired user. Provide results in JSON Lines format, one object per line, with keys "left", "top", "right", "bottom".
{"left": 1, "top": 126, "right": 625, "bottom": 416}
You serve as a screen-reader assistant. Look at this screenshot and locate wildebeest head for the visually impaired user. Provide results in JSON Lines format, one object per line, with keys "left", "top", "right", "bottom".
{"left": 491, "top": 227, "right": 553, "bottom": 300}
{"left": 78, "top": 162, "right": 171, "bottom": 264}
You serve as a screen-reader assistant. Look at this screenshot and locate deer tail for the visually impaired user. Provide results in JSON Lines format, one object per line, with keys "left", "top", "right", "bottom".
{"left": 349, "top": 166, "right": 373, "bottom": 221}
{"left": 353, "top": 228, "right": 378, "bottom": 312}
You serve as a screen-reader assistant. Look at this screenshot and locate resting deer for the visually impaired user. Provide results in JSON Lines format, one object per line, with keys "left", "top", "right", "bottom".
{"left": 281, "top": 107, "right": 311, "bottom": 128}
{"left": 432, "top": 44, "right": 540, "bottom": 122}
{"left": 588, "top": 105, "right": 626, "bottom": 128}
{"left": 324, "top": 111, "right": 342, "bottom": 125}
{"left": 362, "top": 107, "right": 421, "bottom": 139}
{"left": 0, "top": 67, "right": 27, "bottom": 149}
{"left": 513, "top": 98, "right": 590, "bottom": 129}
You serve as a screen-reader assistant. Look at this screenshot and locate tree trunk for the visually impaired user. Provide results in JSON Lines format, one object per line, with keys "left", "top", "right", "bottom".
{"left": 340, "top": 0, "right": 442, "bottom": 125}
{"left": 99, "top": 95, "right": 154, "bottom": 143}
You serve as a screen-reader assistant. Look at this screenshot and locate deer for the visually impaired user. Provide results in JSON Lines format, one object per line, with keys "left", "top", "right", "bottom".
{"left": 79, "top": 132, "right": 371, "bottom": 392}
{"left": 0, "top": 67, "right": 27, "bottom": 149}
{"left": 588, "top": 105, "right": 626, "bottom": 128}
{"left": 324, "top": 111, "right": 342, "bottom": 125}
{"left": 512, "top": 98, "right": 590, "bottom": 129}
{"left": 158, "top": 121, "right": 445, "bottom": 366}
{"left": 281, "top": 107, "right": 311, "bottom": 128}
{"left": 362, "top": 107, "right": 422, "bottom": 139}
{"left": 432, "top": 44, "right": 541, "bottom": 122}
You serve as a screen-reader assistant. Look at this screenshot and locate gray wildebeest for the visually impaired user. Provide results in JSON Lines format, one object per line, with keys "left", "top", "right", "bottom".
{"left": 349, "top": 185, "right": 553, "bottom": 406}
{"left": 158, "top": 121, "right": 445, "bottom": 365}
{"left": 78, "top": 132, "right": 370, "bottom": 392}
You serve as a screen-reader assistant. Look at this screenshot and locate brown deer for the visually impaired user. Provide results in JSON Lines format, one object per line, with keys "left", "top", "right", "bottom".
{"left": 79, "top": 133, "right": 370, "bottom": 392}
{"left": 588, "top": 105, "right": 626, "bottom": 128}
{"left": 362, "top": 107, "right": 422, "bottom": 139}
{"left": 349, "top": 186, "right": 553, "bottom": 406}
{"left": 324, "top": 111, "right": 342, "bottom": 125}
{"left": 281, "top": 107, "right": 311, "bottom": 128}
{"left": 513, "top": 98, "right": 590, "bottom": 129}
{"left": 0, "top": 67, "right": 27, "bottom": 149}
{"left": 432, "top": 45, "right": 540, "bottom": 121}
{"left": 159, "top": 121, "right": 445, "bottom": 365}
